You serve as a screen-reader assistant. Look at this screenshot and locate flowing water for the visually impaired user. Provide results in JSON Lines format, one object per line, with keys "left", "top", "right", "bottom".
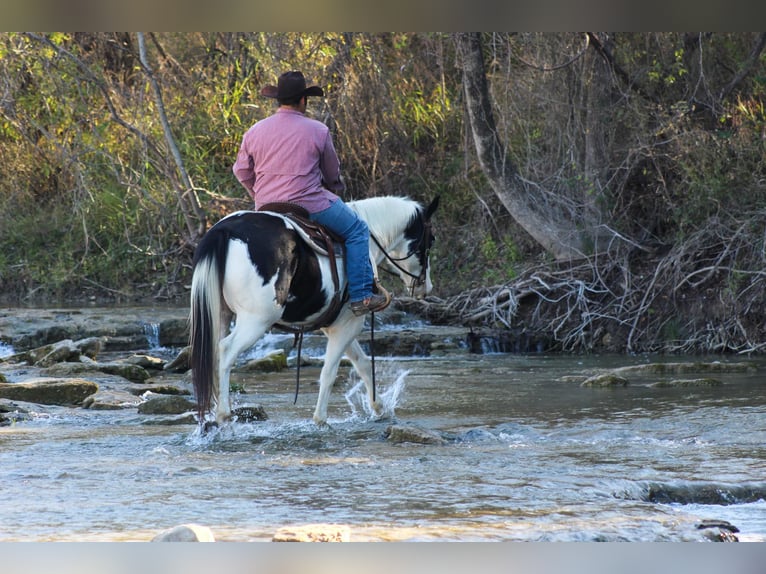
{"left": 2, "top": 321, "right": 766, "bottom": 542}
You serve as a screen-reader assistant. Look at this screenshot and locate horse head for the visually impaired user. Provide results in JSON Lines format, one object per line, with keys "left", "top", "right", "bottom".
{"left": 360, "top": 195, "right": 439, "bottom": 300}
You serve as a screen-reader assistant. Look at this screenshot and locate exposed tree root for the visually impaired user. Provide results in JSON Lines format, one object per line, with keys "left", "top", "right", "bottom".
{"left": 398, "top": 211, "right": 766, "bottom": 354}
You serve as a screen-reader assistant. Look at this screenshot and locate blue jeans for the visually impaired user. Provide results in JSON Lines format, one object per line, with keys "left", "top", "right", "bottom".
{"left": 309, "top": 199, "right": 373, "bottom": 302}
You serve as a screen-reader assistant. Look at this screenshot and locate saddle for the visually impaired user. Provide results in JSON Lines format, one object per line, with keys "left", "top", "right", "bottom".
{"left": 258, "top": 202, "right": 346, "bottom": 331}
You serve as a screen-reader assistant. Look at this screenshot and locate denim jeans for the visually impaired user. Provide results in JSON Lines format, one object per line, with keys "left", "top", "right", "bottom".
{"left": 309, "top": 199, "right": 373, "bottom": 302}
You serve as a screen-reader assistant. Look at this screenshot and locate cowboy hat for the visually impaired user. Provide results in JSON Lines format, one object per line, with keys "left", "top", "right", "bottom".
{"left": 260, "top": 71, "right": 324, "bottom": 99}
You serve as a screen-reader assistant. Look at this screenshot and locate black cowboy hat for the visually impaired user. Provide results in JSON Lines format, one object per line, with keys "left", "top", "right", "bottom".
{"left": 260, "top": 71, "right": 324, "bottom": 99}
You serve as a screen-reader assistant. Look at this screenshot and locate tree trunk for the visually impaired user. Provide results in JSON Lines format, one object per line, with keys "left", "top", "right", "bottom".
{"left": 455, "top": 32, "right": 591, "bottom": 261}
{"left": 137, "top": 32, "right": 206, "bottom": 241}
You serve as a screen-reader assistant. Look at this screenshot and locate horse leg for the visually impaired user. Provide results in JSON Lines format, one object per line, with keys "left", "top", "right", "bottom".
{"left": 344, "top": 339, "right": 384, "bottom": 418}
{"left": 313, "top": 317, "right": 365, "bottom": 425}
{"left": 215, "top": 312, "right": 271, "bottom": 425}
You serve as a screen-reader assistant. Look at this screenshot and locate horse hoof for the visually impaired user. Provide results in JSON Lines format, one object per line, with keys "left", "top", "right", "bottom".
{"left": 201, "top": 420, "right": 219, "bottom": 434}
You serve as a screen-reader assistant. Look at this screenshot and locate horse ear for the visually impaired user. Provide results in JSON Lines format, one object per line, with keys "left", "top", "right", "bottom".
{"left": 425, "top": 196, "right": 440, "bottom": 219}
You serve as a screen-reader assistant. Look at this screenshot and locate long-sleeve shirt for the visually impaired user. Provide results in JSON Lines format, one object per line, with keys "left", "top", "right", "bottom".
{"left": 232, "top": 107, "right": 345, "bottom": 213}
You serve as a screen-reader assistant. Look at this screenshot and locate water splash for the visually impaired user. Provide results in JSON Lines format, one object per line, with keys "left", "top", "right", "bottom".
{"left": 344, "top": 368, "right": 409, "bottom": 421}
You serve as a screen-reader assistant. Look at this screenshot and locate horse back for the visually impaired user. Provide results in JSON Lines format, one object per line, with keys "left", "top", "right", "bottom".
{"left": 196, "top": 211, "right": 338, "bottom": 325}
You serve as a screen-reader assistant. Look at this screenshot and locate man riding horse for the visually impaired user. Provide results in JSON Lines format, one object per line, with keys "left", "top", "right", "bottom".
{"left": 233, "top": 70, "right": 390, "bottom": 316}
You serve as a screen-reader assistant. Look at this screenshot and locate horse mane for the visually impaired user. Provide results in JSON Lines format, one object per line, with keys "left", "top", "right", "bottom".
{"left": 348, "top": 196, "right": 421, "bottom": 244}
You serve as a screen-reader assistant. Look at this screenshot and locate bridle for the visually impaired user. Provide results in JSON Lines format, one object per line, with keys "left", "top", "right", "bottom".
{"left": 370, "top": 210, "right": 433, "bottom": 296}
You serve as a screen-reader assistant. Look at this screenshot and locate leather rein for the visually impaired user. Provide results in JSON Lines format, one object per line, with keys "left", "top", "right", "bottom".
{"left": 370, "top": 210, "right": 432, "bottom": 296}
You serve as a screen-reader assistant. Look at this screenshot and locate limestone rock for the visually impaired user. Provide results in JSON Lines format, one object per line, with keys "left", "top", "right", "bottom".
{"left": 580, "top": 373, "right": 629, "bottom": 387}
{"left": 138, "top": 394, "right": 196, "bottom": 415}
{"left": 73, "top": 337, "right": 104, "bottom": 359}
{"left": 29, "top": 340, "right": 80, "bottom": 367}
{"left": 164, "top": 346, "right": 190, "bottom": 373}
{"left": 650, "top": 378, "right": 723, "bottom": 388}
{"left": 141, "top": 413, "right": 198, "bottom": 426}
{"left": 0, "top": 377, "right": 98, "bottom": 405}
{"left": 242, "top": 350, "right": 288, "bottom": 372}
{"left": 151, "top": 523, "right": 215, "bottom": 542}
{"left": 83, "top": 389, "right": 142, "bottom": 410}
{"left": 159, "top": 318, "right": 189, "bottom": 347}
{"left": 232, "top": 405, "right": 268, "bottom": 422}
{"left": 384, "top": 423, "right": 446, "bottom": 445}
{"left": 42, "top": 360, "right": 150, "bottom": 383}
{"left": 123, "top": 354, "right": 166, "bottom": 370}
{"left": 272, "top": 523, "right": 350, "bottom": 542}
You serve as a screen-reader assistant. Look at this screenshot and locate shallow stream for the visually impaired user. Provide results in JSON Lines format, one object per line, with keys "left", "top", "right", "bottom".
{"left": 2, "top": 316, "right": 765, "bottom": 541}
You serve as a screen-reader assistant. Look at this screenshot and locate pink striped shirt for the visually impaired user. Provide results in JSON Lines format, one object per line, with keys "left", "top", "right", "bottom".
{"left": 232, "top": 108, "right": 344, "bottom": 213}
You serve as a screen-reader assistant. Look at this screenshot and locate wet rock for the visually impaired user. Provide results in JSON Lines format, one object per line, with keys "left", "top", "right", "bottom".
{"left": 141, "top": 413, "right": 198, "bottom": 426}
{"left": 127, "top": 384, "right": 189, "bottom": 396}
{"left": 649, "top": 378, "right": 723, "bottom": 388}
{"left": 159, "top": 318, "right": 189, "bottom": 347}
{"left": 42, "top": 360, "right": 150, "bottom": 383}
{"left": 233, "top": 405, "right": 268, "bottom": 422}
{"left": 138, "top": 394, "right": 196, "bottom": 415}
{"left": 29, "top": 340, "right": 80, "bottom": 367}
{"left": 83, "top": 389, "right": 142, "bottom": 410}
{"left": 580, "top": 373, "right": 629, "bottom": 388}
{"left": 13, "top": 325, "right": 79, "bottom": 351}
{"left": 385, "top": 423, "right": 447, "bottom": 445}
{"left": 74, "top": 337, "right": 104, "bottom": 360}
{"left": 164, "top": 346, "right": 190, "bottom": 373}
{"left": 0, "top": 400, "right": 31, "bottom": 425}
{"left": 242, "top": 350, "right": 287, "bottom": 372}
{"left": 101, "top": 334, "right": 152, "bottom": 351}
{"left": 272, "top": 524, "right": 350, "bottom": 542}
{"left": 0, "top": 377, "right": 98, "bottom": 405}
{"left": 697, "top": 520, "right": 740, "bottom": 542}
{"left": 613, "top": 361, "right": 757, "bottom": 376}
{"left": 152, "top": 523, "right": 215, "bottom": 542}
{"left": 123, "top": 354, "right": 166, "bottom": 370}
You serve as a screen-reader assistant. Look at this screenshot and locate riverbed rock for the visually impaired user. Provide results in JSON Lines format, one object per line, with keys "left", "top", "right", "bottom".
{"left": 697, "top": 519, "right": 740, "bottom": 542}
{"left": 649, "top": 378, "right": 723, "bottom": 388}
{"left": 151, "top": 523, "right": 215, "bottom": 542}
{"left": 137, "top": 394, "right": 196, "bottom": 415}
{"left": 141, "top": 413, "right": 198, "bottom": 426}
{"left": 580, "top": 373, "right": 630, "bottom": 387}
{"left": 29, "top": 339, "right": 81, "bottom": 367}
{"left": 123, "top": 354, "right": 166, "bottom": 370}
{"left": 83, "top": 389, "right": 142, "bottom": 410}
{"left": 159, "top": 318, "right": 189, "bottom": 347}
{"left": 232, "top": 405, "right": 268, "bottom": 422}
{"left": 613, "top": 361, "right": 757, "bottom": 376}
{"left": 0, "top": 377, "right": 98, "bottom": 405}
{"left": 384, "top": 423, "right": 447, "bottom": 445}
{"left": 0, "top": 400, "right": 32, "bottom": 425}
{"left": 242, "top": 350, "right": 288, "bottom": 372}
{"left": 42, "top": 360, "right": 150, "bottom": 383}
{"left": 272, "top": 523, "right": 350, "bottom": 542}
{"left": 164, "top": 346, "right": 190, "bottom": 372}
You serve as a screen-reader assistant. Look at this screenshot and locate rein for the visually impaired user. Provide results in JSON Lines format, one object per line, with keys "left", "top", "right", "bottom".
{"left": 292, "top": 313, "right": 378, "bottom": 407}
{"left": 370, "top": 211, "right": 432, "bottom": 296}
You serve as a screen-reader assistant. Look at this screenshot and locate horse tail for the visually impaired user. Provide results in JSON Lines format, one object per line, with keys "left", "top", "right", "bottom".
{"left": 189, "top": 230, "right": 228, "bottom": 422}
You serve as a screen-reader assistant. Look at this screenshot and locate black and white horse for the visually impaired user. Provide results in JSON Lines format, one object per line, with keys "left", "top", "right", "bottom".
{"left": 189, "top": 195, "right": 439, "bottom": 426}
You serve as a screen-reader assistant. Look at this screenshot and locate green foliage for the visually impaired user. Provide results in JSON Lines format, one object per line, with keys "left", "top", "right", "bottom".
{"left": 0, "top": 32, "right": 765, "bottom": 303}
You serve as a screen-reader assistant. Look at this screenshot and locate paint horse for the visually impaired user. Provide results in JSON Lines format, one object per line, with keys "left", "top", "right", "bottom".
{"left": 189, "top": 195, "right": 439, "bottom": 426}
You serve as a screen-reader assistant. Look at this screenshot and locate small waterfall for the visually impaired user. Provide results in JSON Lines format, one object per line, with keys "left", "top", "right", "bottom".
{"left": 142, "top": 322, "right": 161, "bottom": 349}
